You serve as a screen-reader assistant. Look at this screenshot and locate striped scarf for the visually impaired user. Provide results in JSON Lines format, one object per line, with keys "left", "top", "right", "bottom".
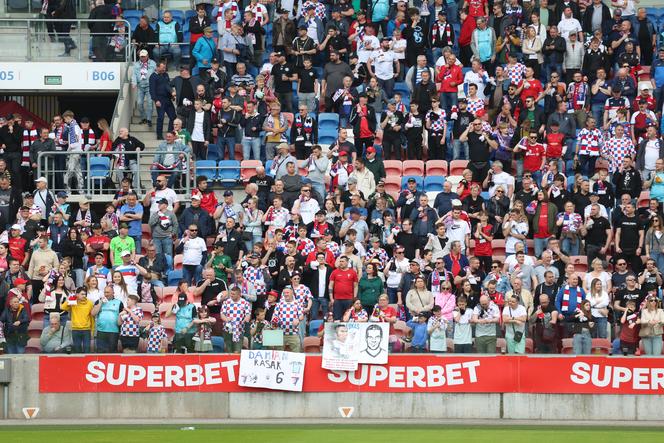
{"left": 21, "top": 128, "right": 37, "bottom": 167}
{"left": 561, "top": 285, "right": 582, "bottom": 312}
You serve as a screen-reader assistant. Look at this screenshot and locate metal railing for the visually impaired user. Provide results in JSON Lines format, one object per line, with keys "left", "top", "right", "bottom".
{"left": 36, "top": 150, "right": 192, "bottom": 197}
{"left": 0, "top": 18, "right": 132, "bottom": 62}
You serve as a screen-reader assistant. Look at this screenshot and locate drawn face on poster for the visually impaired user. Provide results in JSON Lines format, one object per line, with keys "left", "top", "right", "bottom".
{"left": 357, "top": 323, "right": 389, "bottom": 364}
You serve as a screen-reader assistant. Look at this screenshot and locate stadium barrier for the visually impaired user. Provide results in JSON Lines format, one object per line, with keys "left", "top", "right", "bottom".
{"left": 1, "top": 355, "right": 664, "bottom": 420}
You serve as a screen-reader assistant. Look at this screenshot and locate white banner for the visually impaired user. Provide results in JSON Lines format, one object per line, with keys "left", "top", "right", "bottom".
{"left": 322, "top": 322, "right": 390, "bottom": 371}
{"left": 0, "top": 63, "right": 122, "bottom": 90}
{"left": 238, "top": 350, "right": 306, "bottom": 392}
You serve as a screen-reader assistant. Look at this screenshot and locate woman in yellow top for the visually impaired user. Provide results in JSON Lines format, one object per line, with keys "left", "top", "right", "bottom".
{"left": 61, "top": 288, "right": 94, "bottom": 353}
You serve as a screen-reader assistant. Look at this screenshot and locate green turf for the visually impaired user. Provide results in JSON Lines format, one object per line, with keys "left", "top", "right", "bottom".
{"left": 1, "top": 425, "right": 663, "bottom": 443}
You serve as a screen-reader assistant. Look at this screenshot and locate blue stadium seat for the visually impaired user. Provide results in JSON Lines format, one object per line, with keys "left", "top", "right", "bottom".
{"left": 318, "top": 113, "right": 339, "bottom": 131}
{"left": 218, "top": 160, "right": 241, "bottom": 186}
{"left": 265, "top": 160, "right": 274, "bottom": 176}
{"left": 309, "top": 319, "right": 323, "bottom": 337}
{"left": 89, "top": 157, "right": 111, "bottom": 193}
{"left": 401, "top": 176, "right": 424, "bottom": 191}
{"left": 195, "top": 160, "right": 218, "bottom": 181}
{"left": 123, "top": 9, "right": 143, "bottom": 21}
{"left": 167, "top": 269, "right": 183, "bottom": 286}
{"left": 319, "top": 135, "right": 337, "bottom": 145}
{"left": 394, "top": 82, "right": 409, "bottom": 96}
{"left": 185, "top": 9, "right": 197, "bottom": 22}
{"left": 480, "top": 191, "right": 490, "bottom": 200}
{"left": 424, "top": 176, "right": 445, "bottom": 192}
{"left": 168, "top": 10, "right": 186, "bottom": 26}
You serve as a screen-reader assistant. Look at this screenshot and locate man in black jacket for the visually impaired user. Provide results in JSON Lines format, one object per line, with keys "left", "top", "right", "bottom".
{"left": 179, "top": 194, "right": 215, "bottom": 238}
{"left": 0, "top": 115, "right": 22, "bottom": 188}
{"left": 112, "top": 128, "right": 146, "bottom": 193}
{"left": 149, "top": 61, "right": 177, "bottom": 140}
{"left": 88, "top": 0, "right": 114, "bottom": 61}
{"left": 613, "top": 157, "right": 643, "bottom": 200}
{"left": 542, "top": 27, "right": 566, "bottom": 83}
{"left": 349, "top": 94, "right": 376, "bottom": 155}
{"left": 303, "top": 252, "right": 333, "bottom": 319}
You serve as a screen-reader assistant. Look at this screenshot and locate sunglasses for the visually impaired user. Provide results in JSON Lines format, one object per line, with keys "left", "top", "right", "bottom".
{"left": 496, "top": 190, "right": 504, "bottom": 193}
{"left": 617, "top": 262, "right": 626, "bottom": 266}
{"left": 190, "top": 229, "right": 198, "bottom": 232}
{"left": 491, "top": 265, "right": 499, "bottom": 269}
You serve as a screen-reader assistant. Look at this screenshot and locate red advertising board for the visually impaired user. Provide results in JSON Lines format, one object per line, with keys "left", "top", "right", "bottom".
{"left": 39, "top": 354, "right": 664, "bottom": 394}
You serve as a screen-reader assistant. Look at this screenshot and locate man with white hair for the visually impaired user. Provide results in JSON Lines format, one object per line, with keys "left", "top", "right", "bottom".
{"left": 433, "top": 180, "right": 459, "bottom": 218}
{"left": 349, "top": 158, "right": 375, "bottom": 198}
{"left": 131, "top": 49, "right": 156, "bottom": 127}
{"left": 483, "top": 160, "right": 514, "bottom": 198}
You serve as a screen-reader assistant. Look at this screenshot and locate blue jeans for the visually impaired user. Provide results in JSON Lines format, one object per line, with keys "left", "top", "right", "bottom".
{"left": 72, "top": 329, "right": 91, "bottom": 353}
{"left": 311, "top": 181, "right": 326, "bottom": 202}
{"left": 651, "top": 252, "right": 664, "bottom": 272}
{"left": 136, "top": 84, "right": 154, "bottom": 122}
{"left": 446, "top": 1, "right": 459, "bottom": 24}
{"left": 218, "top": 135, "right": 236, "bottom": 161}
{"left": 592, "top": 317, "right": 608, "bottom": 339}
{"left": 387, "top": 287, "right": 399, "bottom": 304}
{"left": 155, "top": 98, "right": 176, "bottom": 137}
{"left": 642, "top": 335, "right": 663, "bottom": 355}
{"left": 150, "top": 168, "right": 181, "bottom": 189}
{"left": 131, "top": 234, "right": 142, "bottom": 254}
{"left": 452, "top": 140, "right": 469, "bottom": 160}
{"left": 153, "top": 44, "right": 181, "bottom": 67}
{"left": 573, "top": 330, "right": 592, "bottom": 354}
{"left": 534, "top": 237, "right": 549, "bottom": 258}
{"left": 311, "top": 297, "right": 329, "bottom": 320}
{"left": 332, "top": 299, "right": 352, "bottom": 321}
{"left": 6, "top": 342, "right": 26, "bottom": 354}
{"left": 153, "top": 237, "right": 173, "bottom": 257}
{"left": 590, "top": 102, "right": 604, "bottom": 127}
{"left": 542, "top": 56, "right": 561, "bottom": 82}
{"left": 150, "top": 278, "right": 165, "bottom": 288}
{"left": 242, "top": 137, "right": 261, "bottom": 161}
{"left": 561, "top": 236, "right": 581, "bottom": 256}
{"left": 441, "top": 92, "right": 458, "bottom": 115}
{"left": 183, "top": 264, "right": 202, "bottom": 286}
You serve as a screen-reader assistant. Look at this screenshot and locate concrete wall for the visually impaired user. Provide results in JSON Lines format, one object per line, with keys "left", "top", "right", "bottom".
{"left": 2, "top": 356, "right": 664, "bottom": 421}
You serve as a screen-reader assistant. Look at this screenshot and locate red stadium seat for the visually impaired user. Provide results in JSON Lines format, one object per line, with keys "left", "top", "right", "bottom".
{"left": 449, "top": 160, "right": 468, "bottom": 176}
{"left": 384, "top": 176, "right": 402, "bottom": 199}
{"left": 570, "top": 256, "right": 588, "bottom": 273}
{"left": 495, "top": 338, "right": 507, "bottom": 353}
{"left": 138, "top": 303, "right": 156, "bottom": 316}
{"left": 28, "top": 320, "right": 42, "bottom": 339}
{"left": 241, "top": 160, "right": 262, "bottom": 182}
{"left": 303, "top": 336, "right": 321, "bottom": 353}
{"left": 492, "top": 239, "right": 506, "bottom": 257}
{"left": 31, "top": 303, "right": 45, "bottom": 321}
{"left": 142, "top": 223, "right": 152, "bottom": 240}
{"left": 525, "top": 338, "right": 534, "bottom": 354}
{"left": 637, "top": 191, "right": 651, "bottom": 208}
{"left": 561, "top": 338, "right": 574, "bottom": 354}
{"left": 173, "top": 254, "right": 184, "bottom": 270}
{"left": 393, "top": 320, "right": 410, "bottom": 338}
{"left": 426, "top": 160, "right": 448, "bottom": 176}
{"left": 161, "top": 286, "right": 177, "bottom": 302}
{"left": 283, "top": 112, "right": 294, "bottom": 127}
{"left": 384, "top": 160, "right": 403, "bottom": 177}
{"left": 25, "top": 338, "right": 41, "bottom": 354}
{"left": 402, "top": 160, "right": 424, "bottom": 176}
{"left": 159, "top": 303, "right": 173, "bottom": 319}
{"left": 298, "top": 160, "right": 309, "bottom": 177}
{"left": 591, "top": 338, "right": 612, "bottom": 355}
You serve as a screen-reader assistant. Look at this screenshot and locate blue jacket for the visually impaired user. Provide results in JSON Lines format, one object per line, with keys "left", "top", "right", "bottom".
{"left": 443, "top": 253, "right": 470, "bottom": 275}
{"left": 149, "top": 71, "right": 172, "bottom": 101}
{"left": 192, "top": 36, "right": 217, "bottom": 75}
{"left": 297, "top": 16, "right": 325, "bottom": 45}
{"left": 406, "top": 319, "right": 429, "bottom": 348}
{"left": 652, "top": 59, "right": 664, "bottom": 88}
{"left": 132, "top": 58, "right": 157, "bottom": 88}
{"left": 555, "top": 286, "right": 586, "bottom": 318}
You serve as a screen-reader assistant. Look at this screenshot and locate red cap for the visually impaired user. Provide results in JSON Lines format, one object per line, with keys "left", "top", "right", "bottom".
{"left": 366, "top": 147, "right": 376, "bottom": 154}
{"left": 14, "top": 278, "right": 28, "bottom": 285}
{"left": 475, "top": 109, "right": 486, "bottom": 117}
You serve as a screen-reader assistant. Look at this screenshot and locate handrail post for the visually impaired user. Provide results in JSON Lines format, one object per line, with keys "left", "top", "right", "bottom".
{"left": 78, "top": 19, "right": 82, "bottom": 61}
{"left": 26, "top": 19, "right": 31, "bottom": 61}
{"left": 86, "top": 151, "right": 91, "bottom": 195}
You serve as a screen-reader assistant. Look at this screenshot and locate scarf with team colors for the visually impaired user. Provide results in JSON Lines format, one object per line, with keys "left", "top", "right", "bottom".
{"left": 21, "top": 128, "right": 37, "bottom": 167}
{"left": 561, "top": 285, "right": 582, "bottom": 312}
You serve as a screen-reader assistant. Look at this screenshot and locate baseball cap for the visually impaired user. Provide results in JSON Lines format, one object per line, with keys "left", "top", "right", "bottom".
{"left": 34, "top": 176, "right": 47, "bottom": 184}
{"left": 407, "top": 177, "right": 417, "bottom": 183}
{"left": 191, "top": 193, "right": 202, "bottom": 200}
{"left": 370, "top": 236, "right": 380, "bottom": 243}
{"left": 214, "top": 240, "right": 225, "bottom": 248}
{"left": 10, "top": 224, "right": 21, "bottom": 231}
{"left": 157, "top": 198, "right": 169, "bottom": 205}
{"left": 139, "top": 49, "right": 149, "bottom": 57}
{"left": 14, "top": 278, "right": 28, "bottom": 285}
{"left": 119, "top": 222, "right": 129, "bottom": 229}
{"left": 366, "top": 146, "right": 376, "bottom": 154}
{"left": 56, "top": 191, "right": 68, "bottom": 198}
{"left": 120, "top": 250, "right": 131, "bottom": 257}
{"left": 349, "top": 207, "right": 360, "bottom": 215}
{"left": 223, "top": 190, "right": 234, "bottom": 197}
{"left": 451, "top": 199, "right": 463, "bottom": 207}
{"left": 92, "top": 222, "right": 102, "bottom": 230}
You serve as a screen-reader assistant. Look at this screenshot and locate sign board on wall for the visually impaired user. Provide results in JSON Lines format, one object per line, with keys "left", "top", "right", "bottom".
{"left": 238, "top": 350, "right": 306, "bottom": 392}
{"left": 0, "top": 63, "right": 121, "bottom": 90}
{"left": 322, "top": 322, "right": 389, "bottom": 371}
{"left": 39, "top": 355, "right": 664, "bottom": 395}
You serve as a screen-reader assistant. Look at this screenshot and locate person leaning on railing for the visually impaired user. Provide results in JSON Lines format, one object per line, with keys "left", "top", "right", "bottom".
{"left": 88, "top": 1, "right": 115, "bottom": 61}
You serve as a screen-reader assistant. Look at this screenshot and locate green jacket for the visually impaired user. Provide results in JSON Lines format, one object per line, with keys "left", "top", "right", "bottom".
{"left": 358, "top": 276, "right": 384, "bottom": 307}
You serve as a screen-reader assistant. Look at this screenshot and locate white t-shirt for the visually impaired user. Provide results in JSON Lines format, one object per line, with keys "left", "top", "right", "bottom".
{"left": 391, "top": 38, "right": 407, "bottom": 61}
{"left": 504, "top": 254, "right": 535, "bottom": 269}
{"left": 463, "top": 70, "right": 489, "bottom": 100}
{"left": 644, "top": 140, "right": 660, "bottom": 171}
{"left": 191, "top": 111, "right": 205, "bottom": 142}
{"left": 149, "top": 188, "right": 177, "bottom": 214}
{"left": 445, "top": 219, "right": 471, "bottom": 251}
{"left": 182, "top": 236, "right": 208, "bottom": 266}
{"left": 371, "top": 50, "right": 396, "bottom": 81}
{"left": 557, "top": 17, "right": 582, "bottom": 40}
{"left": 357, "top": 35, "right": 379, "bottom": 64}
{"left": 489, "top": 171, "right": 514, "bottom": 197}
{"left": 503, "top": 304, "right": 527, "bottom": 333}
{"left": 505, "top": 221, "right": 529, "bottom": 254}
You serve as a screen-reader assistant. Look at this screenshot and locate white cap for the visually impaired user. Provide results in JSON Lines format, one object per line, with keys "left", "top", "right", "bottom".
{"left": 139, "top": 49, "right": 149, "bottom": 57}
{"left": 191, "top": 193, "right": 202, "bottom": 200}
{"left": 34, "top": 176, "right": 47, "bottom": 184}
{"left": 10, "top": 224, "right": 21, "bottom": 231}
{"left": 451, "top": 199, "right": 462, "bottom": 207}
{"left": 120, "top": 250, "right": 131, "bottom": 257}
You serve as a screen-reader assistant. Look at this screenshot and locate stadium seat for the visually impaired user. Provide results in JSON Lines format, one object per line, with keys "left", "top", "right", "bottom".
{"left": 265, "top": 160, "right": 274, "bottom": 176}
{"left": 449, "top": 160, "right": 469, "bottom": 176}
{"left": 426, "top": 160, "right": 448, "bottom": 176}
{"left": 31, "top": 303, "right": 45, "bottom": 321}
{"left": 570, "top": 255, "right": 588, "bottom": 273}
{"left": 384, "top": 175, "right": 401, "bottom": 198}
{"left": 561, "top": 338, "right": 574, "bottom": 354}
{"left": 308, "top": 319, "right": 323, "bottom": 336}
{"left": 525, "top": 338, "right": 534, "bottom": 354}
{"left": 173, "top": 254, "right": 184, "bottom": 270}
{"left": 401, "top": 176, "right": 423, "bottom": 191}
{"left": 28, "top": 320, "right": 42, "bottom": 339}
{"left": 424, "top": 176, "right": 445, "bottom": 192}
{"left": 159, "top": 303, "right": 173, "bottom": 319}
{"left": 185, "top": 9, "right": 197, "bottom": 21}
{"left": 393, "top": 320, "right": 410, "bottom": 338}
{"left": 637, "top": 191, "right": 651, "bottom": 208}
{"left": 297, "top": 160, "right": 309, "bottom": 177}
{"left": 195, "top": 160, "right": 218, "bottom": 181}
{"left": 218, "top": 160, "right": 241, "bottom": 186}
{"left": 492, "top": 239, "right": 506, "bottom": 256}
{"left": 168, "top": 10, "right": 186, "bottom": 26}
{"left": 318, "top": 113, "right": 339, "bottom": 131}
{"left": 167, "top": 269, "right": 183, "bottom": 286}
{"left": 123, "top": 9, "right": 143, "bottom": 21}
{"left": 89, "top": 157, "right": 111, "bottom": 193}
{"left": 161, "top": 286, "right": 177, "bottom": 302}
{"left": 319, "top": 134, "right": 337, "bottom": 146}
{"left": 402, "top": 160, "right": 424, "bottom": 176}
{"left": 384, "top": 160, "right": 403, "bottom": 176}
{"left": 495, "top": 338, "right": 507, "bottom": 353}
{"left": 394, "top": 82, "right": 409, "bottom": 96}
{"left": 241, "top": 160, "right": 262, "bottom": 182}
{"left": 25, "top": 338, "right": 41, "bottom": 354}
{"left": 138, "top": 303, "right": 156, "bottom": 316}
{"left": 591, "top": 338, "right": 611, "bottom": 355}
{"left": 303, "top": 336, "right": 321, "bottom": 353}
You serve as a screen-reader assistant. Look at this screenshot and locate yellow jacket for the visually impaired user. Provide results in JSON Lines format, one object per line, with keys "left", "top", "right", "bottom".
{"left": 61, "top": 298, "right": 95, "bottom": 331}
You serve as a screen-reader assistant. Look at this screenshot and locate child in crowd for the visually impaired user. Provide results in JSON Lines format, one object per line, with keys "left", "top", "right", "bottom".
{"left": 145, "top": 312, "right": 168, "bottom": 353}
{"left": 453, "top": 295, "right": 473, "bottom": 353}
{"left": 406, "top": 313, "right": 429, "bottom": 352}
{"left": 119, "top": 294, "right": 143, "bottom": 353}
{"left": 193, "top": 305, "right": 216, "bottom": 353}
{"left": 620, "top": 299, "right": 640, "bottom": 355}
{"left": 427, "top": 305, "right": 448, "bottom": 352}
{"left": 61, "top": 287, "right": 94, "bottom": 353}
{"left": 250, "top": 307, "right": 271, "bottom": 350}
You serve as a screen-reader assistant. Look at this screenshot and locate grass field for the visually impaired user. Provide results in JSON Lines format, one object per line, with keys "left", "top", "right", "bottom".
{"left": 2, "top": 425, "right": 663, "bottom": 443}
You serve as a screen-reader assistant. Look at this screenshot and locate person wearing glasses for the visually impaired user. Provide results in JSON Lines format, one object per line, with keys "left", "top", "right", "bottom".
{"left": 638, "top": 296, "right": 664, "bottom": 355}
{"left": 613, "top": 273, "right": 644, "bottom": 333}
{"left": 637, "top": 259, "right": 663, "bottom": 294}
{"left": 459, "top": 118, "right": 497, "bottom": 184}
{"left": 645, "top": 215, "right": 664, "bottom": 270}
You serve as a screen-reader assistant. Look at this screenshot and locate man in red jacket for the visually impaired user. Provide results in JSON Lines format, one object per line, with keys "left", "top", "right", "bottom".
{"left": 437, "top": 53, "right": 463, "bottom": 115}
{"left": 191, "top": 175, "right": 218, "bottom": 216}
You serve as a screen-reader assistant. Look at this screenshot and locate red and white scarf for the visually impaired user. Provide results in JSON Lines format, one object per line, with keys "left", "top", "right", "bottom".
{"left": 21, "top": 128, "right": 37, "bottom": 167}
{"left": 561, "top": 284, "right": 582, "bottom": 312}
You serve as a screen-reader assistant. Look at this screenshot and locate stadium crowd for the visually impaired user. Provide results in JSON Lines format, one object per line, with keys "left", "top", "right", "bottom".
{"left": 1, "top": 0, "right": 664, "bottom": 357}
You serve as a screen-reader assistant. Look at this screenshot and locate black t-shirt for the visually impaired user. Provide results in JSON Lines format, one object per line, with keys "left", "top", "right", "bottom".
{"left": 467, "top": 132, "right": 490, "bottom": 162}
{"left": 534, "top": 283, "right": 560, "bottom": 307}
{"left": 612, "top": 271, "right": 632, "bottom": 292}
{"left": 452, "top": 111, "right": 473, "bottom": 138}
{"left": 638, "top": 270, "right": 661, "bottom": 294}
{"left": 395, "top": 231, "right": 417, "bottom": 259}
{"left": 618, "top": 215, "right": 642, "bottom": 253}
{"left": 298, "top": 67, "right": 317, "bottom": 93}
{"left": 249, "top": 174, "right": 275, "bottom": 203}
{"left": 615, "top": 287, "right": 645, "bottom": 309}
{"left": 196, "top": 278, "right": 227, "bottom": 314}
{"left": 271, "top": 62, "right": 295, "bottom": 93}
{"left": 220, "top": 228, "right": 246, "bottom": 262}
{"left": 585, "top": 216, "right": 611, "bottom": 247}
